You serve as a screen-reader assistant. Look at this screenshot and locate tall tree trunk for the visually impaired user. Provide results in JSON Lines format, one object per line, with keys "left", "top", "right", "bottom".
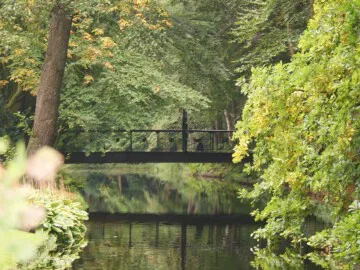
{"left": 286, "top": 22, "right": 295, "bottom": 57}
{"left": 231, "top": 100, "right": 238, "bottom": 127}
{"left": 27, "top": 6, "right": 72, "bottom": 155}
{"left": 224, "top": 109, "right": 232, "bottom": 141}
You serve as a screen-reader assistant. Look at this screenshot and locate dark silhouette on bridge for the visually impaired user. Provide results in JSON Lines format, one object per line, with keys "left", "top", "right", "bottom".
{"left": 64, "top": 111, "right": 241, "bottom": 164}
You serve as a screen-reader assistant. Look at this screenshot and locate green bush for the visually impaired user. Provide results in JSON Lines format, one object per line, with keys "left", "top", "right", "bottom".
{"left": 24, "top": 191, "right": 88, "bottom": 269}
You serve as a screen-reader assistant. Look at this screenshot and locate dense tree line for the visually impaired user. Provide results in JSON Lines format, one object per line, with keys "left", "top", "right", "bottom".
{"left": 0, "top": 0, "right": 310, "bottom": 152}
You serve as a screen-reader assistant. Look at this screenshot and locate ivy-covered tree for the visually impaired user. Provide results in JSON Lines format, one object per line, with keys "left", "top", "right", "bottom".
{"left": 233, "top": 0, "right": 360, "bottom": 267}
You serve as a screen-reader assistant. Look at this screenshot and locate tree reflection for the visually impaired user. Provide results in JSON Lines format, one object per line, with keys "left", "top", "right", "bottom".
{"left": 73, "top": 220, "right": 259, "bottom": 270}
{"left": 251, "top": 246, "right": 323, "bottom": 270}
{"left": 80, "top": 170, "right": 251, "bottom": 215}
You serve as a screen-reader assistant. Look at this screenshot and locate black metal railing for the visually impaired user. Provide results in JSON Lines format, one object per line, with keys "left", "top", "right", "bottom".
{"left": 62, "top": 129, "right": 235, "bottom": 153}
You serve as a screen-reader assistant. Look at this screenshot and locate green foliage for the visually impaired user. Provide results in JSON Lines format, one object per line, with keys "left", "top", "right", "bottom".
{"left": 232, "top": 0, "right": 311, "bottom": 76}
{"left": 251, "top": 246, "right": 306, "bottom": 270}
{"left": 308, "top": 201, "right": 360, "bottom": 269}
{"left": 0, "top": 0, "right": 211, "bottom": 149}
{"left": 233, "top": 0, "right": 360, "bottom": 266}
{"left": 30, "top": 191, "right": 88, "bottom": 249}
{"left": 66, "top": 164, "right": 251, "bottom": 215}
{"left": 25, "top": 191, "right": 88, "bottom": 269}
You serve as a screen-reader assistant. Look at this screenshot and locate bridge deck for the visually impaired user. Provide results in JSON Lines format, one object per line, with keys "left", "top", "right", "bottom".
{"left": 64, "top": 152, "right": 235, "bottom": 164}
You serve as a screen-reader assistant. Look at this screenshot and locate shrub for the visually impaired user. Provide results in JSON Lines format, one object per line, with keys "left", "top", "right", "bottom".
{"left": 24, "top": 191, "right": 88, "bottom": 269}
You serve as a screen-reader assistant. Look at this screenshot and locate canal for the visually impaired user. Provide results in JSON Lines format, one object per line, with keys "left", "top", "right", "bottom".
{"left": 64, "top": 164, "right": 322, "bottom": 269}
{"left": 69, "top": 164, "right": 258, "bottom": 269}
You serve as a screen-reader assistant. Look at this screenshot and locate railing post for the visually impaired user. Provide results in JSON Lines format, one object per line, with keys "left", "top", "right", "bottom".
{"left": 156, "top": 131, "right": 160, "bottom": 151}
{"left": 129, "top": 131, "right": 133, "bottom": 152}
{"left": 182, "top": 109, "right": 188, "bottom": 153}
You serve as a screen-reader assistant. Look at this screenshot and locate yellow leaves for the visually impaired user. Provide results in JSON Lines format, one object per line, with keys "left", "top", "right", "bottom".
{"left": 337, "top": 122, "right": 355, "bottom": 150}
{"left": 104, "top": 62, "right": 115, "bottom": 71}
{"left": 147, "top": 20, "right": 171, "bottom": 30}
{"left": 24, "top": 58, "right": 37, "bottom": 65}
{"left": 163, "top": 19, "right": 172, "bottom": 27}
{"left": 0, "top": 80, "right": 9, "bottom": 88}
{"left": 13, "top": 25, "right": 23, "bottom": 31}
{"left": 69, "top": 41, "right": 77, "bottom": 48}
{"left": 83, "top": 32, "right": 94, "bottom": 42}
{"left": 153, "top": 86, "right": 161, "bottom": 94}
{"left": 27, "top": 0, "right": 35, "bottom": 6}
{"left": 72, "top": 15, "right": 82, "bottom": 23}
{"left": 134, "top": 0, "right": 149, "bottom": 8}
{"left": 119, "top": 19, "right": 131, "bottom": 30}
{"left": 14, "top": 49, "right": 25, "bottom": 56}
{"left": 0, "top": 56, "right": 9, "bottom": 64}
{"left": 232, "top": 135, "right": 250, "bottom": 163}
{"left": 10, "top": 68, "right": 39, "bottom": 92}
{"left": 337, "top": 136, "right": 351, "bottom": 149}
{"left": 305, "top": 134, "right": 314, "bottom": 143}
{"left": 108, "top": 6, "right": 119, "bottom": 12}
{"left": 158, "top": 8, "right": 169, "bottom": 18}
{"left": 92, "top": 28, "right": 104, "bottom": 36}
{"left": 253, "top": 108, "right": 270, "bottom": 135}
{"left": 100, "top": 37, "right": 116, "bottom": 49}
{"left": 84, "top": 47, "right": 102, "bottom": 62}
{"left": 147, "top": 24, "right": 165, "bottom": 31}
{"left": 285, "top": 171, "right": 303, "bottom": 187}
{"left": 83, "top": 74, "right": 94, "bottom": 85}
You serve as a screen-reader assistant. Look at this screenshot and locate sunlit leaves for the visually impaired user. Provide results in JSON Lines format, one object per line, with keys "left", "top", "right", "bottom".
{"left": 234, "top": 0, "right": 360, "bottom": 266}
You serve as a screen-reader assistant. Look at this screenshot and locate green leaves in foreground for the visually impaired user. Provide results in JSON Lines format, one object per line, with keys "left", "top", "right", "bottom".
{"left": 25, "top": 191, "right": 88, "bottom": 270}
{"left": 0, "top": 139, "right": 88, "bottom": 270}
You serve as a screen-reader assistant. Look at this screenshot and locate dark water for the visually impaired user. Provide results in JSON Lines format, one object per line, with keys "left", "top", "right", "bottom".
{"left": 73, "top": 219, "right": 259, "bottom": 270}
{"left": 69, "top": 165, "right": 259, "bottom": 269}
{"left": 68, "top": 165, "right": 323, "bottom": 270}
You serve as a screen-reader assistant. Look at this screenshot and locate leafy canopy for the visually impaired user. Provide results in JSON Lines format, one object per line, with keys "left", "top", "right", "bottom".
{"left": 233, "top": 0, "right": 360, "bottom": 267}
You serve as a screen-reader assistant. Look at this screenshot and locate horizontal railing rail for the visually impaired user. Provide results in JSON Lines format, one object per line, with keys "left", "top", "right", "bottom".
{"left": 61, "top": 129, "right": 236, "bottom": 154}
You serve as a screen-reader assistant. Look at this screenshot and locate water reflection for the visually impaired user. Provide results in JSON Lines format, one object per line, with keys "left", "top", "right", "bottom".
{"left": 68, "top": 165, "right": 325, "bottom": 269}
{"left": 82, "top": 171, "right": 251, "bottom": 215}
{"left": 69, "top": 166, "right": 258, "bottom": 269}
{"left": 73, "top": 217, "right": 259, "bottom": 270}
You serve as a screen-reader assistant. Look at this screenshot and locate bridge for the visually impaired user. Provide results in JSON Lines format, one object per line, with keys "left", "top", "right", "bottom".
{"left": 64, "top": 111, "right": 240, "bottom": 164}
{"left": 64, "top": 129, "right": 238, "bottom": 163}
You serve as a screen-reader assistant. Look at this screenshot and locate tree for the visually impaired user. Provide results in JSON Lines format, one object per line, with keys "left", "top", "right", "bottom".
{"left": 233, "top": 0, "right": 360, "bottom": 267}
{"left": 232, "top": 0, "right": 312, "bottom": 77}
{"left": 1, "top": 0, "right": 208, "bottom": 153}
{"left": 27, "top": 5, "right": 72, "bottom": 154}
